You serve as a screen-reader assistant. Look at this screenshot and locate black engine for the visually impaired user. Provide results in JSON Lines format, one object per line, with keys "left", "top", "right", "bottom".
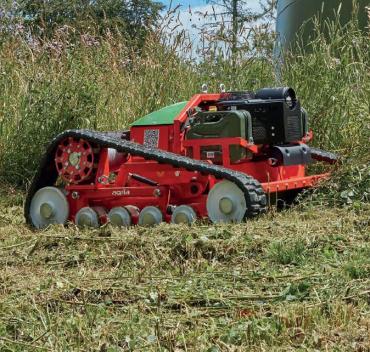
{"left": 217, "top": 87, "right": 308, "bottom": 144}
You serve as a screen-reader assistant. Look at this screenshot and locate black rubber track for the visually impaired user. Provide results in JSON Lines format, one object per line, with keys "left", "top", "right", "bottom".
{"left": 310, "top": 147, "right": 339, "bottom": 165}
{"left": 25, "top": 129, "right": 267, "bottom": 227}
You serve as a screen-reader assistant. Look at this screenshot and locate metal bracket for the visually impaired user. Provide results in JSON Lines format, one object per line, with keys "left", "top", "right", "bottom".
{"left": 271, "top": 144, "right": 311, "bottom": 166}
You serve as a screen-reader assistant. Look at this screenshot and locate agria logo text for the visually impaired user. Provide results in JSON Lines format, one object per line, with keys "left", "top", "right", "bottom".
{"left": 112, "top": 189, "right": 130, "bottom": 196}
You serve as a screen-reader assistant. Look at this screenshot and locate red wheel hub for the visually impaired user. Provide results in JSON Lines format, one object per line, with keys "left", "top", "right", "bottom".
{"left": 55, "top": 137, "right": 95, "bottom": 184}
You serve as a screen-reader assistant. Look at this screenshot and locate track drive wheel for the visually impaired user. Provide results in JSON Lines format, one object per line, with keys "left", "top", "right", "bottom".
{"left": 55, "top": 137, "right": 97, "bottom": 184}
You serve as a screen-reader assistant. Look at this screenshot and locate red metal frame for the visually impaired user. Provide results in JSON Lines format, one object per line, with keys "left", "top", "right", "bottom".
{"left": 183, "top": 137, "right": 258, "bottom": 166}
{"left": 60, "top": 93, "right": 330, "bottom": 224}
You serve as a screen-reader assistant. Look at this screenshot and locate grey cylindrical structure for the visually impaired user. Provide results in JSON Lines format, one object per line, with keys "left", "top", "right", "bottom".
{"left": 275, "top": 0, "right": 369, "bottom": 54}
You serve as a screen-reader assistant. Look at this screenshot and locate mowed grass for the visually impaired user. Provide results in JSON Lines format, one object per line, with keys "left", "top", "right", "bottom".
{"left": 0, "top": 189, "right": 369, "bottom": 351}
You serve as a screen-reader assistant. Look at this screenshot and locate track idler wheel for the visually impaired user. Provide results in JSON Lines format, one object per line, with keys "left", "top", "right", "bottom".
{"left": 55, "top": 137, "right": 96, "bottom": 184}
{"left": 138, "top": 206, "right": 163, "bottom": 226}
{"left": 206, "top": 180, "right": 247, "bottom": 223}
{"left": 171, "top": 205, "right": 197, "bottom": 225}
{"left": 75, "top": 207, "right": 100, "bottom": 228}
{"left": 108, "top": 207, "right": 131, "bottom": 227}
{"left": 29, "top": 187, "right": 69, "bottom": 229}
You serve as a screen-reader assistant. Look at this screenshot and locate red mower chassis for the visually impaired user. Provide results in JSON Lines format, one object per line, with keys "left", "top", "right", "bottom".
{"left": 25, "top": 88, "right": 338, "bottom": 228}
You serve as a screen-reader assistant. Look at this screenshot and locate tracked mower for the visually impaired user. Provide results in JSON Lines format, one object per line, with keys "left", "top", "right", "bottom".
{"left": 25, "top": 87, "right": 338, "bottom": 228}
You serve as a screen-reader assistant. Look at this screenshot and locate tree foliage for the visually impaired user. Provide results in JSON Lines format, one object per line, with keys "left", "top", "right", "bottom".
{"left": 196, "top": 0, "right": 276, "bottom": 64}
{"left": 16, "top": 0, "right": 164, "bottom": 42}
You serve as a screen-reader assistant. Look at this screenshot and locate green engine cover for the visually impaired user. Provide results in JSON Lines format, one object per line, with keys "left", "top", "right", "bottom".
{"left": 132, "top": 101, "right": 188, "bottom": 126}
{"left": 186, "top": 110, "right": 253, "bottom": 163}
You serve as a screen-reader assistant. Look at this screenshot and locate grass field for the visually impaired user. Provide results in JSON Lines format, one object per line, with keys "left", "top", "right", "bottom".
{"left": 0, "top": 189, "right": 369, "bottom": 351}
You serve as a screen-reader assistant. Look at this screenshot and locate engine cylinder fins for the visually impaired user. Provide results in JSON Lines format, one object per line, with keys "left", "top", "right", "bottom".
{"left": 171, "top": 205, "right": 197, "bottom": 225}
{"left": 206, "top": 180, "right": 247, "bottom": 223}
{"left": 55, "top": 137, "right": 96, "bottom": 184}
{"left": 75, "top": 207, "right": 100, "bottom": 228}
{"left": 108, "top": 207, "right": 132, "bottom": 227}
{"left": 138, "top": 206, "right": 163, "bottom": 226}
{"left": 29, "top": 187, "right": 69, "bottom": 229}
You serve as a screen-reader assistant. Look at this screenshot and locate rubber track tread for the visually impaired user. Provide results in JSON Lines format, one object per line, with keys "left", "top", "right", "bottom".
{"left": 310, "top": 147, "right": 339, "bottom": 165}
{"left": 25, "top": 129, "right": 267, "bottom": 226}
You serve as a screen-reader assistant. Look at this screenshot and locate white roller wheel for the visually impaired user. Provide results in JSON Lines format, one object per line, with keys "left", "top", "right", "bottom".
{"left": 206, "top": 180, "right": 247, "bottom": 223}
{"left": 138, "top": 206, "right": 163, "bottom": 226}
{"left": 29, "top": 186, "right": 69, "bottom": 229}
{"left": 108, "top": 207, "right": 131, "bottom": 227}
{"left": 75, "top": 207, "right": 99, "bottom": 228}
{"left": 171, "top": 205, "right": 197, "bottom": 225}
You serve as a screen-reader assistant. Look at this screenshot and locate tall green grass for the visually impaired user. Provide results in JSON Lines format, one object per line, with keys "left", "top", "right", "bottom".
{"left": 280, "top": 16, "right": 369, "bottom": 205}
{"left": 0, "top": 31, "right": 273, "bottom": 185}
{"left": 0, "top": 13, "right": 368, "bottom": 205}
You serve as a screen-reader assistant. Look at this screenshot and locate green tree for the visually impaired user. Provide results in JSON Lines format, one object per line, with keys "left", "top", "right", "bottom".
{"left": 197, "top": 0, "right": 276, "bottom": 67}
{"left": 18, "top": 0, "right": 164, "bottom": 42}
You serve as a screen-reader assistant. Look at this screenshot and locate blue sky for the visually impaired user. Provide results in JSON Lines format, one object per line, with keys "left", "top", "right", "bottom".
{"left": 162, "top": 0, "right": 208, "bottom": 8}
{"left": 161, "top": 0, "right": 261, "bottom": 11}
{"left": 160, "top": 0, "right": 266, "bottom": 58}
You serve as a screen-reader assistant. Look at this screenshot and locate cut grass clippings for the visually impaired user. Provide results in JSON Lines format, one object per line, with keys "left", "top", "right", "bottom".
{"left": 0, "top": 190, "right": 369, "bottom": 351}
